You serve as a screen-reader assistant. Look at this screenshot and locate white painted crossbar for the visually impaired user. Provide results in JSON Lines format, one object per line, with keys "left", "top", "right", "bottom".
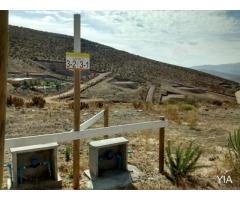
{"left": 5, "top": 120, "right": 167, "bottom": 149}
{"left": 5, "top": 110, "right": 104, "bottom": 149}
{"left": 80, "top": 110, "right": 104, "bottom": 130}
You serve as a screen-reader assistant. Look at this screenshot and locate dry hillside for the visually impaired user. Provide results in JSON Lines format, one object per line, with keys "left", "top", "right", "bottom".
{"left": 9, "top": 25, "right": 240, "bottom": 96}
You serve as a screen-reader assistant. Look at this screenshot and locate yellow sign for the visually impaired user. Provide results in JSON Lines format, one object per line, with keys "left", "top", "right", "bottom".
{"left": 66, "top": 52, "right": 90, "bottom": 70}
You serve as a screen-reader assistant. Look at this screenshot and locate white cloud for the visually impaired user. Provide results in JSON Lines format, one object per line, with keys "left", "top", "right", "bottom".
{"left": 9, "top": 10, "right": 240, "bottom": 67}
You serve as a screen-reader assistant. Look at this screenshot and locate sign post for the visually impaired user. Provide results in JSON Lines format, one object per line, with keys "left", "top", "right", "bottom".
{"left": 73, "top": 14, "right": 81, "bottom": 190}
{"left": 0, "top": 10, "right": 8, "bottom": 189}
{"left": 67, "top": 14, "right": 90, "bottom": 189}
{"left": 159, "top": 116, "right": 165, "bottom": 173}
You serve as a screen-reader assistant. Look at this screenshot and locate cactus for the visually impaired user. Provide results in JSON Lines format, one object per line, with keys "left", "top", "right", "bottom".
{"left": 165, "top": 140, "right": 202, "bottom": 184}
{"left": 228, "top": 129, "right": 240, "bottom": 171}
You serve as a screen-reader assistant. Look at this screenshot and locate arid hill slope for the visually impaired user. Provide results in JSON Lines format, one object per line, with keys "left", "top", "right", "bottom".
{"left": 9, "top": 25, "right": 240, "bottom": 96}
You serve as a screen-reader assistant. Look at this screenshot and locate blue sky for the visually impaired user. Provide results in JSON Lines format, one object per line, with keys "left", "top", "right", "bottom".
{"left": 9, "top": 10, "right": 240, "bottom": 67}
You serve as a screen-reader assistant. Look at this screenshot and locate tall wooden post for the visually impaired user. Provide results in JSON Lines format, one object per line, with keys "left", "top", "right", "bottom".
{"left": 159, "top": 116, "right": 165, "bottom": 173}
{"left": 104, "top": 105, "right": 109, "bottom": 139}
{"left": 0, "top": 10, "right": 8, "bottom": 189}
{"left": 73, "top": 14, "right": 81, "bottom": 189}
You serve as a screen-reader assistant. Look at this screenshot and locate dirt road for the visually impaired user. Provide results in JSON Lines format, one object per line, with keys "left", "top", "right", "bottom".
{"left": 45, "top": 72, "right": 111, "bottom": 102}
{"left": 146, "top": 85, "right": 155, "bottom": 103}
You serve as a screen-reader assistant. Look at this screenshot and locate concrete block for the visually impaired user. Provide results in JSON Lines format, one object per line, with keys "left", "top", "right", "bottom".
{"left": 89, "top": 137, "right": 128, "bottom": 180}
{"left": 9, "top": 142, "right": 62, "bottom": 189}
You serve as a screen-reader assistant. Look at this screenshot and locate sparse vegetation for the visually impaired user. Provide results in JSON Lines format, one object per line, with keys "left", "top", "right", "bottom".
{"left": 165, "top": 140, "right": 203, "bottom": 185}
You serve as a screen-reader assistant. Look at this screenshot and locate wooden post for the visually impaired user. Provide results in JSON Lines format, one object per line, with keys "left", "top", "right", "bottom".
{"left": 0, "top": 10, "right": 8, "bottom": 189}
{"left": 73, "top": 14, "right": 81, "bottom": 190}
{"left": 159, "top": 116, "right": 165, "bottom": 173}
{"left": 103, "top": 105, "right": 109, "bottom": 139}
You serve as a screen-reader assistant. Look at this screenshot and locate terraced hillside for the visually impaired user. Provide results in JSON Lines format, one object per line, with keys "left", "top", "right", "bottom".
{"left": 9, "top": 25, "right": 240, "bottom": 96}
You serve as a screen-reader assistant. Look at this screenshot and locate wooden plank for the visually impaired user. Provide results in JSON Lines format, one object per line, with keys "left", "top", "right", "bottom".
{"left": 0, "top": 10, "right": 8, "bottom": 189}
{"left": 5, "top": 120, "right": 167, "bottom": 149}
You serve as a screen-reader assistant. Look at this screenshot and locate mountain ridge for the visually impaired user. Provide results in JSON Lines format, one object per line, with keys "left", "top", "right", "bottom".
{"left": 192, "top": 62, "right": 240, "bottom": 83}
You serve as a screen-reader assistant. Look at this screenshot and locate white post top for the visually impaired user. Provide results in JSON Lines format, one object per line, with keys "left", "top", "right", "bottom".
{"left": 89, "top": 137, "right": 128, "bottom": 148}
{"left": 10, "top": 142, "right": 59, "bottom": 154}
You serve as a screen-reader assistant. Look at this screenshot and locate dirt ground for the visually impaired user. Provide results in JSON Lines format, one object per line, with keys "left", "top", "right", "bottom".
{"left": 2, "top": 101, "right": 240, "bottom": 190}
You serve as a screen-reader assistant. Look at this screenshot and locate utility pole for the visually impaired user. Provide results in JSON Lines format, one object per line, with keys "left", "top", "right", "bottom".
{"left": 73, "top": 14, "right": 81, "bottom": 189}
{"left": 0, "top": 10, "right": 8, "bottom": 189}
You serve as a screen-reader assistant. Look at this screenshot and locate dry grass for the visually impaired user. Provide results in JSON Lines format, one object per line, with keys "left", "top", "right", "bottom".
{"left": 165, "top": 105, "right": 181, "bottom": 124}
{"left": 185, "top": 110, "right": 198, "bottom": 129}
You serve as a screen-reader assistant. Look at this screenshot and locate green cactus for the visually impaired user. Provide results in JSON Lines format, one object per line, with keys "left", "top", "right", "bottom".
{"left": 165, "top": 140, "right": 202, "bottom": 184}
{"left": 228, "top": 129, "right": 240, "bottom": 171}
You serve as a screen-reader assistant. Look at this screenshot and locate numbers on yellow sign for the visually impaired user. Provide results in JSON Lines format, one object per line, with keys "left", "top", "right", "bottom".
{"left": 66, "top": 52, "right": 90, "bottom": 70}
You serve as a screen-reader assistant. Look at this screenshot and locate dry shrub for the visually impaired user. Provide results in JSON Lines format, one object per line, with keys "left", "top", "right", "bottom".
{"left": 32, "top": 96, "right": 46, "bottom": 108}
{"left": 96, "top": 101, "right": 104, "bottom": 108}
{"left": 185, "top": 110, "right": 198, "bottom": 129}
{"left": 212, "top": 100, "right": 222, "bottom": 106}
{"left": 12, "top": 96, "right": 24, "bottom": 107}
{"left": 132, "top": 101, "right": 144, "bottom": 110}
{"left": 68, "top": 102, "right": 74, "bottom": 110}
{"left": 68, "top": 102, "right": 89, "bottom": 110}
{"left": 179, "top": 103, "right": 195, "bottom": 111}
{"left": 7, "top": 95, "right": 13, "bottom": 106}
{"left": 144, "top": 103, "right": 154, "bottom": 111}
{"left": 165, "top": 105, "right": 181, "bottom": 124}
{"left": 25, "top": 101, "right": 34, "bottom": 108}
{"left": 80, "top": 102, "right": 89, "bottom": 110}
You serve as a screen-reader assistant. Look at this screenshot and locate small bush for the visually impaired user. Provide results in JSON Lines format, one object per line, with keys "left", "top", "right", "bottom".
{"left": 65, "top": 145, "right": 72, "bottom": 162}
{"left": 7, "top": 95, "right": 13, "bottom": 106}
{"left": 165, "top": 105, "right": 180, "bottom": 124}
{"left": 68, "top": 102, "right": 74, "bottom": 110}
{"left": 80, "top": 102, "right": 89, "bottom": 110}
{"left": 132, "top": 101, "right": 144, "bottom": 110}
{"left": 185, "top": 110, "right": 198, "bottom": 129}
{"left": 25, "top": 101, "right": 34, "bottom": 108}
{"left": 165, "top": 140, "right": 202, "bottom": 184}
{"left": 95, "top": 101, "right": 104, "bottom": 108}
{"left": 12, "top": 96, "right": 24, "bottom": 108}
{"left": 68, "top": 102, "right": 90, "bottom": 110}
{"left": 228, "top": 129, "right": 240, "bottom": 173}
{"left": 212, "top": 100, "right": 222, "bottom": 106}
{"left": 179, "top": 103, "right": 194, "bottom": 111}
{"left": 32, "top": 96, "right": 46, "bottom": 108}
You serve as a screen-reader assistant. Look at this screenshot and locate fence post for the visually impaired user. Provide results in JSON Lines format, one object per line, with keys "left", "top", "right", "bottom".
{"left": 0, "top": 10, "right": 8, "bottom": 189}
{"left": 73, "top": 14, "right": 81, "bottom": 190}
{"left": 103, "top": 105, "right": 109, "bottom": 139}
{"left": 159, "top": 116, "right": 165, "bottom": 173}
